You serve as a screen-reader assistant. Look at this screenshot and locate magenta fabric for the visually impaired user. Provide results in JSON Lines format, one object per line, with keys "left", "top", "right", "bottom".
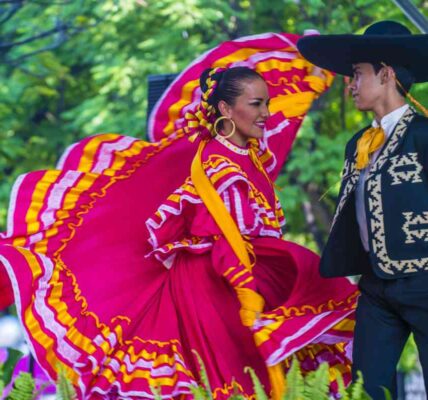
{"left": 0, "top": 31, "right": 354, "bottom": 399}
{"left": 0, "top": 131, "right": 357, "bottom": 398}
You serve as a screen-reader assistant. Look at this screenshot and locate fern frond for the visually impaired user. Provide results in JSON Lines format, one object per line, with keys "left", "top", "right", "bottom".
{"left": 32, "top": 382, "right": 53, "bottom": 400}
{"left": 335, "top": 372, "right": 349, "bottom": 400}
{"left": 283, "top": 357, "right": 304, "bottom": 400}
{"left": 150, "top": 385, "right": 163, "bottom": 400}
{"left": 190, "top": 384, "right": 210, "bottom": 400}
{"left": 7, "top": 372, "right": 35, "bottom": 400}
{"left": 192, "top": 350, "right": 213, "bottom": 399}
{"left": 381, "top": 386, "right": 392, "bottom": 400}
{"left": 244, "top": 367, "right": 268, "bottom": 400}
{"left": 303, "top": 363, "right": 329, "bottom": 400}
{"left": 347, "top": 371, "right": 371, "bottom": 399}
{"left": 227, "top": 377, "right": 246, "bottom": 400}
{"left": 227, "top": 394, "right": 247, "bottom": 400}
{"left": 56, "top": 367, "right": 77, "bottom": 400}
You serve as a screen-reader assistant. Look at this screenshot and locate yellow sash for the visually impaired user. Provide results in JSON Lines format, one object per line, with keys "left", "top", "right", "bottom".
{"left": 190, "top": 139, "right": 285, "bottom": 399}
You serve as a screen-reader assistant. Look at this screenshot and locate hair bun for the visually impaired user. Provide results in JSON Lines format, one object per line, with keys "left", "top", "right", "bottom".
{"left": 199, "top": 68, "right": 213, "bottom": 93}
{"left": 199, "top": 67, "right": 226, "bottom": 96}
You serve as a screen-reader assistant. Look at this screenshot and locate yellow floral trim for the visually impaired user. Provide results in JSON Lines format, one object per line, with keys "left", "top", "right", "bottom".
{"left": 263, "top": 290, "right": 359, "bottom": 320}
{"left": 202, "top": 154, "right": 284, "bottom": 230}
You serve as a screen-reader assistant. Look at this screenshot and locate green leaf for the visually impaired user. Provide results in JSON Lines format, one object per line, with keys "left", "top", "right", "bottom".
{"left": 7, "top": 372, "right": 35, "bottom": 400}
{"left": 0, "top": 348, "right": 24, "bottom": 387}
{"left": 303, "top": 362, "right": 330, "bottom": 400}
{"left": 381, "top": 386, "right": 392, "bottom": 400}
{"left": 56, "top": 367, "right": 77, "bottom": 400}
{"left": 397, "top": 335, "right": 419, "bottom": 373}
{"left": 336, "top": 372, "right": 349, "bottom": 400}
{"left": 244, "top": 367, "right": 268, "bottom": 400}
{"left": 284, "top": 357, "right": 304, "bottom": 400}
{"left": 33, "top": 86, "right": 59, "bottom": 98}
{"left": 191, "top": 350, "right": 213, "bottom": 399}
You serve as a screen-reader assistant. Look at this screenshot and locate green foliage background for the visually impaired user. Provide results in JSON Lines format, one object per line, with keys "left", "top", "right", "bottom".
{"left": 0, "top": 0, "right": 427, "bottom": 251}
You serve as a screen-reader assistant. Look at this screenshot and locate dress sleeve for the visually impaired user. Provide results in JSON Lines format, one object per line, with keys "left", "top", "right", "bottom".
{"left": 211, "top": 234, "right": 265, "bottom": 328}
{"left": 197, "top": 155, "right": 281, "bottom": 327}
{"left": 190, "top": 154, "right": 284, "bottom": 239}
{"left": 190, "top": 163, "right": 260, "bottom": 294}
{"left": 260, "top": 74, "right": 333, "bottom": 181}
{"left": 200, "top": 175, "right": 258, "bottom": 292}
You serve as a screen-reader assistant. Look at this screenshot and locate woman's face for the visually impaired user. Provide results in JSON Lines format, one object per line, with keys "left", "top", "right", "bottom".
{"left": 219, "top": 78, "right": 270, "bottom": 145}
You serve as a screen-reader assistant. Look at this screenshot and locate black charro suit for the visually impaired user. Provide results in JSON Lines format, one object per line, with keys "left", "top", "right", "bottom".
{"left": 320, "top": 107, "right": 428, "bottom": 399}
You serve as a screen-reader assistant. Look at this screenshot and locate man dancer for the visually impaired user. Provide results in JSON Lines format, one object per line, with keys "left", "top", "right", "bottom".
{"left": 298, "top": 20, "right": 428, "bottom": 399}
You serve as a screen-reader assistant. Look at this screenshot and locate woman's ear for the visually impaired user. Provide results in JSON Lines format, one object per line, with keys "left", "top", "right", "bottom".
{"left": 218, "top": 100, "right": 232, "bottom": 118}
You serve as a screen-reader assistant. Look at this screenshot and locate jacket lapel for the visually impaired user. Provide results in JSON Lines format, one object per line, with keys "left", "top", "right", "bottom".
{"left": 366, "top": 107, "right": 416, "bottom": 181}
{"left": 331, "top": 108, "right": 416, "bottom": 230}
{"left": 330, "top": 153, "right": 361, "bottom": 229}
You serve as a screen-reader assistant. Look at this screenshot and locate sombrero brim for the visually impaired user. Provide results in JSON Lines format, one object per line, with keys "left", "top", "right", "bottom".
{"left": 297, "top": 34, "right": 428, "bottom": 83}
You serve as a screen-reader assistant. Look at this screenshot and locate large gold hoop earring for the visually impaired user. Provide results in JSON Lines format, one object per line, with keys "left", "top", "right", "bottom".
{"left": 214, "top": 116, "right": 235, "bottom": 139}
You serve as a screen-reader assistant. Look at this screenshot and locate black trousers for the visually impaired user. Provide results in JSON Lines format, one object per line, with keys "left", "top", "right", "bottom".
{"left": 352, "top": 269, "right": 428, "bottom": 399}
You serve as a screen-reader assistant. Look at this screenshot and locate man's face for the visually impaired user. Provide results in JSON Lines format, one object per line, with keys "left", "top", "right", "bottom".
{"left": 349, "top": 63, "right": 385, "bottom": 112}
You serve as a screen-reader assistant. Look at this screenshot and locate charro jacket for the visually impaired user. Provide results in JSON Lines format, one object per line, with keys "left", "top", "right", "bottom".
{"left": 320, "top": 107, "right": 428, "bottom": 278}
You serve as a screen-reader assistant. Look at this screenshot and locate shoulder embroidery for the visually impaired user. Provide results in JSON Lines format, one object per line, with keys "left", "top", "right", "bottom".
{"left": 203, "top": 154, "right": 285, "bottom": 235}
{"left": 387, "top": 152, "right": 423, "bottom": 185}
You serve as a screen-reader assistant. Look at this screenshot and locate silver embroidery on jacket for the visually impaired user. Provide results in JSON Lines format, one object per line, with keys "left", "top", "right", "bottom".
{"left": 387, "top": 152, "right": 423, "bottom": 185}
{"left": 366, "top": 109, "right": 428, "bottom": 274}
{"left": 402, "top": 212, "right": 428, "bottom": 244}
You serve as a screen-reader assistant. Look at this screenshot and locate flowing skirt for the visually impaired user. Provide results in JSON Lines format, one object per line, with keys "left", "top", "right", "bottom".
{"left": 0, "top": 133, "right": 357, "bottom": 398}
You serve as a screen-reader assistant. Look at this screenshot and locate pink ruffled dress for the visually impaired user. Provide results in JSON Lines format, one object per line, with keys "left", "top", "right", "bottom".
{"left": 0, "top": 31, "right": 358, "bottom": 399}
{"left": 0, "top": 129, "right": 357, "bottom": 399}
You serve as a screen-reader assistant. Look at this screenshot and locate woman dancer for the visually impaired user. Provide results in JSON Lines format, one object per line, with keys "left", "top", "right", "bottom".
{"left": 0, "top": 35, "right": 358, "bottom": 399}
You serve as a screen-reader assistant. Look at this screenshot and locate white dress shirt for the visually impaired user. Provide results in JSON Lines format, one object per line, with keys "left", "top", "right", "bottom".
{"left": 355, "top": 104, "right": 409, "bottom": 251}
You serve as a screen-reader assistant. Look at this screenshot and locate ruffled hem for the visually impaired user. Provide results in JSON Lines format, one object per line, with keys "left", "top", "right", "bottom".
{"left": 147, "top": 236, "right": 214, "bottom": 269}
{"left": 1, "top": 133, "right": 188, "bottom": 256}
{"left": 248, "top": 238, "right": 358, "bottom": 386}
{"left": 257, "top": 307, "right": 356, "bottom": 366}
{"left": 1, "top": 247, "right": 196, "bottom": 398}
{"left": 4, "top": 244, "right": 267, "bottom": 400}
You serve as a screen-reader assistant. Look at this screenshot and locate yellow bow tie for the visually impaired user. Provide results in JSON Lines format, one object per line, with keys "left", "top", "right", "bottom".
{"left": 355, "top": 127, "right": 386, "bottom": 170}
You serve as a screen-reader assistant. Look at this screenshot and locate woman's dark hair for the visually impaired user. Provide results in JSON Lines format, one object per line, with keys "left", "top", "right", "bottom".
{"left": 200, "top": 67, "right": 264, "bottom": 118}
{"left": 371, "top": 62, "right": 415, "bottom": 97}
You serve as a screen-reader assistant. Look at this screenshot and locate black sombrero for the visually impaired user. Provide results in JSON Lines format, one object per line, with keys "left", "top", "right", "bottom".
{"left": 297, "top": 20, "right": 428, "bottom": 83}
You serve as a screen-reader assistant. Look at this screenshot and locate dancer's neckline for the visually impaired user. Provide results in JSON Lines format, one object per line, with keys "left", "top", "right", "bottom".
{"left": 214, "top": 135, "right": 249, "bottom": 155}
